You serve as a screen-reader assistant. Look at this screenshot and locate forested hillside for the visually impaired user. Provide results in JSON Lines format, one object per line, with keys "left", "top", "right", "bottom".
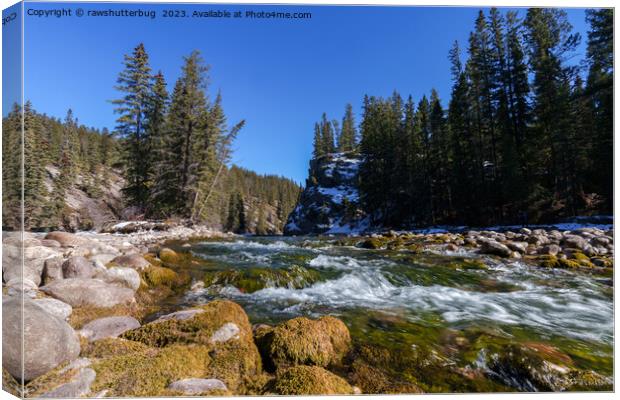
{"left": 298, "top": 8, "right": 613, "bottom": 229}
{"left": 2, "top": 45, "right": 300, "bottom": 233}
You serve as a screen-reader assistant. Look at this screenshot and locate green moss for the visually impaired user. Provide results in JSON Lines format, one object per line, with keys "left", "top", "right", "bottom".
{"left": 261, "top": 316, "right": 351, "bottom": 370}
{"left": 142, "top": 265, "right": 190, "bottom": 289}
{"left": 25, "top": 361, "right": 79, "bottom": 398}
{"left": 445, "top": 258, "right": 488, "bottom": 271}
{"left": 69, "top": 303, "right": 143, "bottom": 329}
{"left": 539, "top": 255, "right": 560, "bottom": 268}
{"left": 121, "top": 300, "right": 253, "bottom": 347}
{"left": 557, "top": 258, "right": 581, "bottom": 269}
{"left": 203, "top": 265, "right": 320, "bottom": 293}
{"left": 273, "top": 366, "right": 353, "bottom": 395}
{"left": 158, "top": 247, "right": 180, "bottom": 265}
{"left": 81, "top": 337, "right": 150, "bottom": 359}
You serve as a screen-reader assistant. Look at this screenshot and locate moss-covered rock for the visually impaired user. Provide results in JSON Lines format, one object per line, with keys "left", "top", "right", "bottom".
{"left": 258, "top": 316, "right": 351, "bottom": 370}
{"left": 142, "top": 265, "right": 191, "bottom": 288}
{"left": 358, "top": 237, "right": 388, "bottom": 250}
{"left": 273, "top": 365, "right": 353, "bottom": 395}
{"left": 81, "top": 337, "right": 150, "bottom": 359}
{"left": 158, "top": 247, "right": 180, "bottom": 265}
{"left": 69, "top": 303, "right": 143, "bottom": 329}
{"left": 203, "top": 265, "right": 320, "bottom": 293}
{"left": 121, "top": 300, "right": 253, "bottom": 347}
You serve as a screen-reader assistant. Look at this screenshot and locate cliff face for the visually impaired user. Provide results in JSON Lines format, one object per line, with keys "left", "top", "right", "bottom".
{"left": 285, "top": 152, "right": 367, "bottom": 235}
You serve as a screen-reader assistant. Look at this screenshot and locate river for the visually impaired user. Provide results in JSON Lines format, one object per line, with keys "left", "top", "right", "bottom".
{"left": 159, "top": 235, "right": 613, "bottom": 391}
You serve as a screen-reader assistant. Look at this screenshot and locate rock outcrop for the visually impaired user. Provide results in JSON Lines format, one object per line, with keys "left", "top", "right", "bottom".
{"left": 285, "top": 152, "right": 366, "bottom": 235}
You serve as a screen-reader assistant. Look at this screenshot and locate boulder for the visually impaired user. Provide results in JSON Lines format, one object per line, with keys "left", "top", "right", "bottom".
{"left": 158, "top": 248, "right": 180, "bottom": 265}
{"left": 42, "top": 257, "right": 64, "bottom": 285}
{"left": 95, "top": 267, "right": 141, "bottom": 290}
{"left": 90, "top": 253, "right": 117, "bottom": 267}
{"left": 562, "top": 235, "right": 588, "bottom": 251}
{"left": 506, "top": 241, "right": 528, "bottom": 254}
{"left": 479, "top": 240, "right": 512, "bottom": 258}
{"left": 168, "top": 378, "right": 227, "bottom": 395}
{"left": 40, "top": 279, "right": 135, "bottom": 308}
{"left": 40, "top": 239, "right": 62, "bottom": 248}
{"left": 32, "top": 298, "right": 73, "bottom": 321}
{"left": 3, "top": 245, "right": 60, "bottom": 286}
{"left": 80, "top": 316, "right": 141, "bottom": 342}
{"left": 256, "top": 316, "right": 351, "bottom": 370}
{"left": 110, "top": 254, "right": 151, "bottom": 270}
{"left": 539, "top": 244, "right": 561, "bottom": 256}
{"left": 2, "top": 298, "right": 80, "bottom": 381}
{"left": 44, "top": 232, "right": 90, "bottom": 248}
{"left": 62, "top": 256, "right": 96, "bottom": 279}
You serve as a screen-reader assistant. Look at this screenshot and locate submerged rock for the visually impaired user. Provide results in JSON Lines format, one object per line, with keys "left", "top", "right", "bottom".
{"left": 203, "top": 265, "right": 320, "bottom": 293}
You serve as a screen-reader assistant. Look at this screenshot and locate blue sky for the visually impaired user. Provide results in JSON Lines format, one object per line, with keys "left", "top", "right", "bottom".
{"left": 8, "top": 2, "right": 591, "bottom": 183}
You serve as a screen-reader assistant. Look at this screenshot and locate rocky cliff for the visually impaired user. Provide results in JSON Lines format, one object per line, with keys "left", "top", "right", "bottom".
{"left": 284, "top": 152, "right": 367, "bottom": 235}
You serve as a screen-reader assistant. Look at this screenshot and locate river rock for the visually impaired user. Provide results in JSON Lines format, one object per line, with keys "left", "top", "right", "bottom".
{"left": 44, "top": 232, "right": 90, "bottom": 248}
{"left": 95, "top": 266, "right": 141, "bottom": 290}
{"left": 479, "top": 240, "right": 512, "bottom": 257}
{"left": 80, "top": 316, "right": 141, "bottom": 342}
{"left": 40, "top": 278, "right": 135, "bottom": 308}
{"left": 210, "top": 322, "right": 240, "bottom": 344}
{"left": 2, "top": 244, "right": 60, "bottom": 286}
{"left": 154, "top": 309, "right": 205, "bottom": 323}
{"left": 2, "top": 298, "right": 80, "bottom": 381}
{"left": 539, "top": 244, "right": 561, "bottom": 256}
{"left": 42, "top": 257, "right": 65, "bottom": 285}
{"left": 506, "top": 241, "right": 528, "bottom": 254}
{"left": 33, "top": 298, "right": 73, "bottom": 321}
{"left": 41, "top": 239, "right": 62, "bottom": 248}
{"left": 90, "top": 253, "right": 117, "bottom": 267}
{"left": 40, "top": 368, "right": 96, "bottom": 398}
{"left": 562, "top": 235, "right": 588, "bottom": 250}
{"left": 168, "top": 378, "right": 227, "bottom": 394}
{"left": 110, "top": 253, "right": 150, "bottom": 270}
{"left": 62, "top": 256, "right": 96, "bottom": 279}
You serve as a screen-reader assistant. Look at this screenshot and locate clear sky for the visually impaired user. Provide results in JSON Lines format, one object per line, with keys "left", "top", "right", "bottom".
{"left": 9, "top": 2, "right": 591, "bottom": 183}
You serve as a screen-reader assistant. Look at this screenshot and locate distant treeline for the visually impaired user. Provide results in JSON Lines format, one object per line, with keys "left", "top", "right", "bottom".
{"left": 310, "top": 8, "right": 612, "bottom": 227}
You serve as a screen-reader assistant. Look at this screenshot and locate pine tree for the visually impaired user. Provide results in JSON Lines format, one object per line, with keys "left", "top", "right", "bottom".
{"left": 312, "top": 122, "right": 324, "bottom": 159}
{"left": 320, "top": 113, "right": 335, "bottom": 155}
{"left": 112, "top": 43, "right": 153, "bottom": 210}
{"left": 585, "top": 8, "right": 613, "bottom": 210}
{"left": 338, "top": 103, "right": 357, "bottom": 152}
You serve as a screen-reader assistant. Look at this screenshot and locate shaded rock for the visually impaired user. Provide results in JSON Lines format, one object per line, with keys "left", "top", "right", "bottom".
{"left": 273, "top": 365, "right": 353, "bottom": 395}
{"left": 539, "top": 244, "right": 561, "bottom": 256}
{"left": 479, "top": 240, "right": 512, "bottom": 257}
{"left": 562, "top": 235, "right": 588, "bottom": 251}
{"left": 110, "top": 253, "right": 150, "bottom": 270}
{"left": 42, "top": 257, "right": 64, "bottom": 285}
{"left": 168, "top": 378, "right": 227, "bottom": 394}
{"left": 40, "top": 278, "right": 135, "bottom": 308}
{"left": 40, "top": 368, "right": 96, "bottom": 398}
{"left": 80, "top": 316, "right": 141, "bottom": 342}
{"left": 506, "top": 241, "right": 528, "bottom": 254}
{"left": 33, "top": 298, "right": 73, "bottom": 321}
{"left": 2, "top": 298, "right": 80, "bottom": 381}
{"left": 62, "top": 256, "right": 95, "bottom": 279}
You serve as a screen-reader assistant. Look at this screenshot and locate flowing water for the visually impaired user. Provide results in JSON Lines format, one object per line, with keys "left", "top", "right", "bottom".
{"left": 161, "top": 236, "right": 613, "bottom": 390}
